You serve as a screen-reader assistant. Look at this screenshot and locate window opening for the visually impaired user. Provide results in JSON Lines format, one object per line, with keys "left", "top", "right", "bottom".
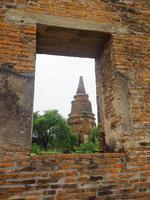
{"left": 32, "top": 54, "right": 98, "bottom": 154}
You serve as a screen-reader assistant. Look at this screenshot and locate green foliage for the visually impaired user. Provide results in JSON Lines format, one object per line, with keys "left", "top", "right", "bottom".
{"left": 74, "top": 141, "right": 99, "bottom": 153}
{"left": 32, "top": 143, "right": 42, "bottom": 154}
{"left": 32, "top": 110, "right": 77, "bottom": 152}
{"left": 42, "top": 149, "right": 62, "bottom": 154}
{"left": 74, "top": 126, "right": 100, "bottom": 154}
{"left": 90, "top": 126, "right": 99, "bottom": 143}
{"left": 33, "top": 110, "right": 100, "bottom": 154}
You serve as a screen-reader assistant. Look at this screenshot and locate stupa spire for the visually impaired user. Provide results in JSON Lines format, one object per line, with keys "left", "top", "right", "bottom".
{"left": 76, "top": 76, "right": 86, "bottom": 94}
{"left": 68, "top": 76, "right": 95, "bottom": 144}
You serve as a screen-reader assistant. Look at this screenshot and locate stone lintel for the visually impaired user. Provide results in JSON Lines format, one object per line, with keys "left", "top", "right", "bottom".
{"left": 6, "top": 9, "right": 129, "bottom": 34}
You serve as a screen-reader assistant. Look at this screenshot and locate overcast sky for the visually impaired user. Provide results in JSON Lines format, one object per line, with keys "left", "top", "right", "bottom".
{"left": 33, "top": 54, "right": 97, "bottom": 121}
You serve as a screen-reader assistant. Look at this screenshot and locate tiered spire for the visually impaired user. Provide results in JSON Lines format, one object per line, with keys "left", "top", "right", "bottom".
{"left": 68, "top": 76, "right": 95, "bottom": 144}
{"left": 76, "top": 76, "right": 86, "bottom": 94}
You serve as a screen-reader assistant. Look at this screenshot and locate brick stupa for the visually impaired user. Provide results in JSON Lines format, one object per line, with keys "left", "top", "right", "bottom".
{"left": 68, "top": 76, "right": 95, "bottom": 144}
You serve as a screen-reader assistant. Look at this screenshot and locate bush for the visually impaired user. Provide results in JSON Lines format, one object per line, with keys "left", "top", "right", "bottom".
{"left": 73, "top": 126, "right": 100, "bottom": 154}
{"left": 32, "top": 143, "right": 42, "bottom": 154}
{"left": 74, "top": 141, "right": 99, "bottom": 154}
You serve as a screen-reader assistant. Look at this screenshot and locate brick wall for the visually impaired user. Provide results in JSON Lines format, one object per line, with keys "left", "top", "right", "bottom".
{"left": 1, "top": 0, "right": 149, "bottom": 150}
{"left": 0, "top": 65, "right": 34, "bottom": 149}
{"left": 0, "top": 1, "right": 150, "bottom": 199}
{"left": 1, "top": 146, "right": 150, "bottom": 200}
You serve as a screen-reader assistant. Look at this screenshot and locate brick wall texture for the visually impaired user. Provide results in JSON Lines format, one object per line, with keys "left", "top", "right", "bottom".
{"left": 0, "top": 0, "right": 150, "bottom": 199}
{"left": 0, "top": 0, "right": 149, "bottom": 150}
{"left": 1, "top": 145, "right": 150, "bottom": 200}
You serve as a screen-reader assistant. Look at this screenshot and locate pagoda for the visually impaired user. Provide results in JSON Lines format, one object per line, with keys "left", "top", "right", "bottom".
{"left": 68, "top": 76, "right": 95, "bottom": 144}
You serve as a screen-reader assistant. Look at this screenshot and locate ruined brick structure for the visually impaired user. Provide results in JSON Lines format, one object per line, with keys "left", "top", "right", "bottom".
{"left": 0, "top": 0, "right": 150, "bottom": 199}
{"left": 68, "top": 76, "right": 95, "bottom": 143}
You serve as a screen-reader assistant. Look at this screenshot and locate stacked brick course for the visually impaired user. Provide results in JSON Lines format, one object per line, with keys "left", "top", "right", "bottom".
{"left": 1, "top": 146, "right": 150, "bottom": 199}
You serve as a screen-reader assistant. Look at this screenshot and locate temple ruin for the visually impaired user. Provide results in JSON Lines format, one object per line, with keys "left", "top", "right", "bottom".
{"left": 68, "top": 76, "right": 95, "bottom": 144}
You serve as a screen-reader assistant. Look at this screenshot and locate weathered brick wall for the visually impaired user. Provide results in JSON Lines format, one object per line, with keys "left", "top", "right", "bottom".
{"left": 0, "top": 0, "right": 149, "bottom": 150}
{"left": 113, "top": 33, "right": 150, "bottom": 150}
{"left": 0, "top": 1, "right": 150, "bottom": 199}
{"left": 0, "top": 65, "right": 34, "bottom": 149}
{"left": 1, "top": 146, "right": 150, "bottom": 200}
{"left": 96, "top": 37, "right": 118, "bottom": 151}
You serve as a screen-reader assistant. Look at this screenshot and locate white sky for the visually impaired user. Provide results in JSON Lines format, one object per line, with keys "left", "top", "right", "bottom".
{"left": 33, "top": 54, "right": 97, "bottom": 121}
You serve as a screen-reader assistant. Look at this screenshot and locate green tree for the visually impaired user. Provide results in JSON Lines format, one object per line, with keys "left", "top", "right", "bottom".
{"left": 32, "top": 110, "right": 77, "bottom": 152}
